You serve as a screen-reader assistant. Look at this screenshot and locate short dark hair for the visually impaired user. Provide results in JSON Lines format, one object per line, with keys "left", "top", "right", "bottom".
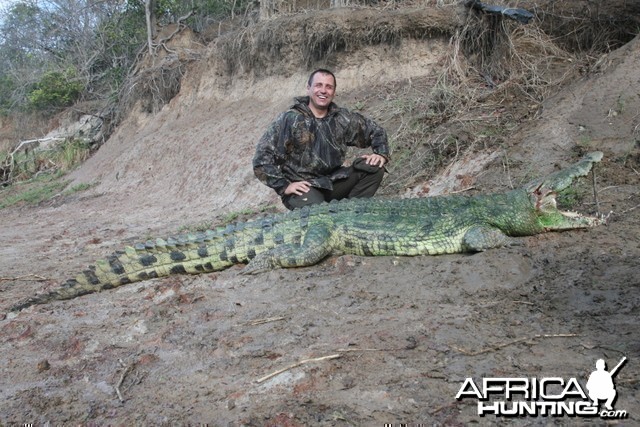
{"left": 307, "top": 68, "right": 336, "bottom": 88}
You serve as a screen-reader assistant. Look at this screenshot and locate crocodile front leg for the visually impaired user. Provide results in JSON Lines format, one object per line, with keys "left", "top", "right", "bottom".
{"left": 462, "top": 225, "right": 521, "bottom": 252}
{"left": 242, "top": 225, "right": 334, "bottom": 274}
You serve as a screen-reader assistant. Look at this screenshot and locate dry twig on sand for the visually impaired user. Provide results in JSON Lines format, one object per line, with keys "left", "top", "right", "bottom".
{"left": 256, "top": 346, "right": 414, "bottom": 383}
{"left": 256, "top": 354, "right": 341, "bottom": 384}
{"left": 452, "top": 333, "right": 579, "bottom": 356}
{"left": 115, "top": 359, "right": 135, "bottom": 403}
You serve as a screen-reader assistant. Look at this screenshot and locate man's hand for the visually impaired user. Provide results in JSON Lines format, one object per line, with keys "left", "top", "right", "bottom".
{"left": 361, "top": 153, "right": 387, "bottom": 167}
{"left": 284, "top": 181, "right": 312, "bottom": 196}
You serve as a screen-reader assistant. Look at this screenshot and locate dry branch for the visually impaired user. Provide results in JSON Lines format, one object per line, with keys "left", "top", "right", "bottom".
{"left": 115, "top": 359, "right": 135, "bottom": 403}
{"left": 452, "top": 333, "right": 579, "bottom": 356}
{"left": 12, "top": 137, "right": 65, "bottom": 153}
{"left": 256, "top": 353, "right": 341, "bottom": 383}
{"left": 243, "top": 316, "right": 287, "bottom": 326}
{"left": 255, "top": 345, "right": 416, "bottom": 384}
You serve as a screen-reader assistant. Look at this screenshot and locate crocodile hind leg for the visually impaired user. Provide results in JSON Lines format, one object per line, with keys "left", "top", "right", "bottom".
{"left": 242, "top": 225, "right": 334, "bottom": 274}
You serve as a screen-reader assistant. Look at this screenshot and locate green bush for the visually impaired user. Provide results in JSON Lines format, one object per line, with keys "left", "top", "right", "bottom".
{"left": 27, "top": 70, "right": 84, "bottom": 111}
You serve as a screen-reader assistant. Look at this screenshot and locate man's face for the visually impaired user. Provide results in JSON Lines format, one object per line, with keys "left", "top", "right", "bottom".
{"left": 307, "top": 72, "right": 336, "bottom": 115}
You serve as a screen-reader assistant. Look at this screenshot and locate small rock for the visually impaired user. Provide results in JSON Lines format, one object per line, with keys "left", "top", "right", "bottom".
{"left": 37, "top": 359, "right": 50, "bottom": 372}
{"left": 227, "top": 399, "right": 236, "bottom": 410}
{"left": 405, "top": 336, "right": 418, "bottom": 350}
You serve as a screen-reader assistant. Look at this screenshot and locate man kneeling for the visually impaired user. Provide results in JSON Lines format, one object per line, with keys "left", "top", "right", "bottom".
{"left": 253, "top": 68, "right": 390, "bottom": 210}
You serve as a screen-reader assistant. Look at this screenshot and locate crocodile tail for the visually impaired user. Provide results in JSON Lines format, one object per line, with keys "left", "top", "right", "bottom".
{"left": 10, "top": 232, "right": 236, "bottom": 311}
{"left": 9, "top": 254, "right": 152, "bottom": 312}
{"left": 9, "top": 276, "right": 107, "bottom": 312}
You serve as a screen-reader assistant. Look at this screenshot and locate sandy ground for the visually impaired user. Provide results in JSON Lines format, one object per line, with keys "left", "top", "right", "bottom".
{"left": 0, "top": 11, "right": 639, "bottom": 426}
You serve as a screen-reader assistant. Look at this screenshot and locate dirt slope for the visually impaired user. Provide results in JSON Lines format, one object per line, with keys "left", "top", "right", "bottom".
{"left": 0, "top": 8, "right": 638, "bottom": 426}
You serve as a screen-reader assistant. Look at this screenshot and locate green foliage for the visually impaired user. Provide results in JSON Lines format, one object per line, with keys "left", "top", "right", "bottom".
{"left": 65, "top": 181, "right": 97, "bottom": 194}
{"left": 27, "top": 70, "right": 84, "bottom": 111}
{"left": 0, "top": 137, "right": 94, "bottom": 208}
{"left": 100, "top": 3, "right": 146, "bottom": 61}
{"left": 0, "top": 175, "right": 69, "bottom": 209}
{"left": 156, "top": 0, "right": 253, "bottom": 26}
{"left": 0, "top": 174, "right": 97, "bottom": 209}
{"left": 92, "top": 6, "right": 147, "bottom": 97}
{"left": 0, "top": 74, "right": 16, "bottom": 116}
{"left": 58, "top": 139, "right": 92, "bottom": 170}
{"left": 201, "top": 0, "right": 254, "bottom": 18}
{"left": 0, "top": 0, "right": 258, "bottom": 116}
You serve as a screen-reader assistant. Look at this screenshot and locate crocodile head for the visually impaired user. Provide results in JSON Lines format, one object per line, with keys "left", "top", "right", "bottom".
{"left": 531, "top": 185, "right": 606, "bottom": 231}
{"left": 522, "top": 152, "right": 608, "bottom": 231}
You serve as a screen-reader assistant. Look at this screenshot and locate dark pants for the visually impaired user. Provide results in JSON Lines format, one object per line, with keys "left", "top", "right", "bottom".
{"left": 283, "top": 166, "right": 384, "bottom": 210}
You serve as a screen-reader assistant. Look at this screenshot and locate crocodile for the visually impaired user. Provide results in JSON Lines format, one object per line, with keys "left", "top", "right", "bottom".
{"left": 10, "top": 152, "right": 606, "bottom": 312}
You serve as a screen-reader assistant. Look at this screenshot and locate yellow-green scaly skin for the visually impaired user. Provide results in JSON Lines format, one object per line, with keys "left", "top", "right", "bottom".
{"left": 10, "top": 152, "right": 604, "bottom": 311}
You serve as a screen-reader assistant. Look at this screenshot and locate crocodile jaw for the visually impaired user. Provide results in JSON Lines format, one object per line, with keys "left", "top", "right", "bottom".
{"left": 535, "top": 189, "right": 606, "bottom": 231}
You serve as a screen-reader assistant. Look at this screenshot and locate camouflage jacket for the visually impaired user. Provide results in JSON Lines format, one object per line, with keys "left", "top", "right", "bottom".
{"left": 253, "top": 96, "right": 390, "bottom": 196}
